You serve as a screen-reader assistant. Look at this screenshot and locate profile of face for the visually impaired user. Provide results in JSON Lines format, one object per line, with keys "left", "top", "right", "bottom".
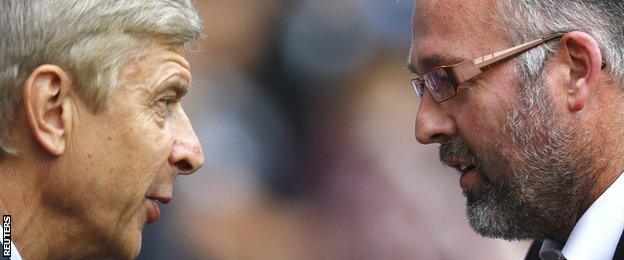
{"left": 409, "top": 0, "right": 601, "bottom": 242}
{"left": 30, "top": 43, "right": 204, "bottom": 258}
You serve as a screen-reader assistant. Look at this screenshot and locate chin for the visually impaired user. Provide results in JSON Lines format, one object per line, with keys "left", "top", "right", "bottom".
{"left": 128, "top": 227, "right": 144, "bottom": 258}
{"left": 109, "top": 224, "right": 144, "bottom": 259}
{"left": 116, "top": 235, "right": 142, "bottom": 259}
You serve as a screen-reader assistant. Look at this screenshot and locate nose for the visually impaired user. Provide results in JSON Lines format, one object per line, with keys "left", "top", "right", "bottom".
{"left": 415, "top": 91, "right": 457, "bottom": 144}
{"left": 169, "top": 110, "right": 204, "bottom": 175}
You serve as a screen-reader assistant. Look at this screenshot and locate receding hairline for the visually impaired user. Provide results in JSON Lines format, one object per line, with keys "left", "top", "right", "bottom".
{"left": 408, "top": 0, "right": 509, "bottom": 75}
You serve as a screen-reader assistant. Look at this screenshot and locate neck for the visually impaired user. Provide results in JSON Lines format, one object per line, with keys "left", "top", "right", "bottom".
{"left": 583, "top": 162, "right": 623, "bottom": 213}
{"left": 555, "top": 95, "right": 624, "bottom": 244}
{"left": 0, "top": 156, "right": 105, "bottom": 259}
{"left": 581, "top": 98, "right": 624, "bottom": 216}
{"left": 551, "top": 161, "right": 623, "bottom": 245}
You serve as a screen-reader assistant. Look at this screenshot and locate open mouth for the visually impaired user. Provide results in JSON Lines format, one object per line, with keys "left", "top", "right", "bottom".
{"left": 458, "top": 164, "right": 476, "bottom": 175}
{"left": 456, "top": 164, "right": 479, "bottom": 190}
{"left": 445, "top": 159, "right": 479, "bottom": 190}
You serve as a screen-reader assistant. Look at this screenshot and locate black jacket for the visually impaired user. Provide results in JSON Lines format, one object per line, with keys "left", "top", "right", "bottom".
{"left": 525, "top": 233, "right": 624, "bottom": 259}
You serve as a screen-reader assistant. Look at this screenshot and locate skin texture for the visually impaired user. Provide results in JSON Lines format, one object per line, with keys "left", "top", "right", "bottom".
{"left": 0, "top": 42, "right": 204, "bottom": 259}
{"left": 409, "top": 0, "right": 624, "bottom": 243}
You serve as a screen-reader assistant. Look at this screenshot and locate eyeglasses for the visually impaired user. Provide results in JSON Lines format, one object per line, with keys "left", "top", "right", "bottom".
{"left": 411, "top": 33, "right": 565, "bottom": 103}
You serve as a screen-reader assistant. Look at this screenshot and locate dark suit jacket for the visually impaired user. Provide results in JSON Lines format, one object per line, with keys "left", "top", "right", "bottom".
{"left": 525, "top": 232, "right": 624, "bottom": 259}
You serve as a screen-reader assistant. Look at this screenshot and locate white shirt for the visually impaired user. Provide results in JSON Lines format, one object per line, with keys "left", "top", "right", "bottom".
{"left": 540, "top": 172, "right": 624, "bottom": 260}
{"left": 10, "top": 241, "right": 22, "bottom": 260}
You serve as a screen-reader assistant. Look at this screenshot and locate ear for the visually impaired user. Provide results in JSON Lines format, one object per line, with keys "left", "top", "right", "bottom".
{"left": 22, "top": 65, "right": 74, "bottom": 156}
{"left": 558, "top": 31, "right": 603, "bottom": 112}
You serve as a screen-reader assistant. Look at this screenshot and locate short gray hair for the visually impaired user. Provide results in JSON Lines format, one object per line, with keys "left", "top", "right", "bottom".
{"left": 497, "top": 0, "right": 624, "bottom": 93}
{"left": 0, "top": 0, "right": 203, "bottom": 155}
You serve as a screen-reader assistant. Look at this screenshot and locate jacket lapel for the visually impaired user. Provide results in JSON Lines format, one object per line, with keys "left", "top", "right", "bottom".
{"left": 525, "top": 239, "right": 543, "bottom": 260}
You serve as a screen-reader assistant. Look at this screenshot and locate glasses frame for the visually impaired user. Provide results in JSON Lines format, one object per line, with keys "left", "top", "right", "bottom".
{"left": 412, "top": 33, "right": 570, "bottom": 103}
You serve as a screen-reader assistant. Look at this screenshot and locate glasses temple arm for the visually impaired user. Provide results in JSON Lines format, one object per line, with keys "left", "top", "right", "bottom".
{"left": 474, "top": 33, "right": 563, "bottom": 71}
{"left": 446, "top": 33, "right": 564, "bottom": 85}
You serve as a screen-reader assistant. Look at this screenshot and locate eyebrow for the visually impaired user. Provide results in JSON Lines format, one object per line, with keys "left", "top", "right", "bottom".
{"left": 406, "top": 54, "right": 466, "bottom": 74}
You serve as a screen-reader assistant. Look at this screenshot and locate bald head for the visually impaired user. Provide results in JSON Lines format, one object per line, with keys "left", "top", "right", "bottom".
{"left": 409, "top": 0, "right": 506, "bottom": 75}
{"left": 412, "top": 0, "right": 497, "bottom": 35}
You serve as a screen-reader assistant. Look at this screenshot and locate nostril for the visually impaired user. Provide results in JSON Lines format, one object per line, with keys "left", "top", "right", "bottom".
{"left": 175, "top": 160, "right": 193, "bottom": 172}
{"left": 430, "top": 133, "right": 448, "bottom": 143}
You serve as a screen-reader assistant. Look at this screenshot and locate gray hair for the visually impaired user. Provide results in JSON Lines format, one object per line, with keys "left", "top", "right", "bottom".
{"left": 497, "top": 0, "right": 624, "bottom": 95}
{"left": 0, "top": 0, "right": 203, "bottom": 155}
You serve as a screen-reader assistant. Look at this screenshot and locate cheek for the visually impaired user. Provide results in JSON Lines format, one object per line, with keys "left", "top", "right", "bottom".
{"left": 453, "top": 87, "right": 521, "bottom": 159}
{"left": 42, "top": 116, "right": 174, "bottom": 242}
{"left": 117, "top": 116, "right": 173, "bottom": 187}
{"left": 93, "top": 115, "right": 174, "bottom": 235}
{"left": 453, "top": 99, "right": 505, "bottom": 144}
{"left": 463, "top": 79, "right": 519, "bottom": 134}
{"left": 88, "top": 114, "right": 173, "bottom": 218}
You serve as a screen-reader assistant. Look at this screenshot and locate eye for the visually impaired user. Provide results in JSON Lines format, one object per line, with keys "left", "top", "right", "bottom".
{"left": 438, "top": 73, "right": 449, "bottom": 82}
{"left": 456, "top": 78, "right": 484, "bottom": 95}
{"left": 152, "top": 83, "right": 188, "bottom": 119}
{"left": 154, "top": 96, "right": 177, "bottom": 118}
{"left": 160, "top": 96, "right": 177, "bottom": 106}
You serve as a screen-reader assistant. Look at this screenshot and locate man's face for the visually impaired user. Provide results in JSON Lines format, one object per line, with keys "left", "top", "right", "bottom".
{"left": 43, "top": 43, "right": 204, "bottom": 258}
{"left": 409, "top": 0, "right": 597, "bottom": 241}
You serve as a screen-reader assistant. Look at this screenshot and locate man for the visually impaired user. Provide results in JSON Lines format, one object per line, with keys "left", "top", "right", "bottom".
{"left": 408, "top": 0, "right": 624, "bottom": 259}
{"left": 0, "top": 1, "right": 204, "bottom": 259}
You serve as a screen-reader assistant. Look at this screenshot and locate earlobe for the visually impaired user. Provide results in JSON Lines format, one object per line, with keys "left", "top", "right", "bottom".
{"left": 567, "top": 79, "right": 589, "bottom": 111}
{"left": 23, "top": 65, "right": 74, "bottom": 156}
{"left": 560, "top": 32, "right": 602, "bottom": 112}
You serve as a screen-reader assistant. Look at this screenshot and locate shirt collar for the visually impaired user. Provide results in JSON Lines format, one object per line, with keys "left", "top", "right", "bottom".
{"left": 542, "top": 172, "right": 624, "bottom": 259}
{"left": 10, "top": 241, "right": 23, "bottom": 260}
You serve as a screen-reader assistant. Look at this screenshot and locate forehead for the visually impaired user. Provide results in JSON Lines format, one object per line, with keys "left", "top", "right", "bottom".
{"left": 134, "top": 44, "right": 189, "bottom": 71}
{"left": 118, "top": 44, "right": 191, "bottom": 83}
{"left": 410, "top": 0, "right": 507, "bottom": 72}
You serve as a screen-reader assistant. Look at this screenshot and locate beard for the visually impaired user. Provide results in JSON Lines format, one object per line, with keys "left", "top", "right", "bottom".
{"left": 439, "top": 74, "right": 599, "bottom": 242}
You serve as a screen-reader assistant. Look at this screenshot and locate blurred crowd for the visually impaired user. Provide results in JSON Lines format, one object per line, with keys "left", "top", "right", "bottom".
{"left": 139, "top": 0, "right": 530, "bottom": 259}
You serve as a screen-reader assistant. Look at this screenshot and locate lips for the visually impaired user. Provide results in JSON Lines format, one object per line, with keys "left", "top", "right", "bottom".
{"left": 446, "top": 158, "right": 478, "bottom": 190}
{"left": 148, "top": 195, "right": 171, "bottom": 205}
{"left": 447, "top": 159, "right": 476, "bottom": 175}
{"left": 459, "top": 168, "right": 478, "bottom": 190}
{"left": 145, "top": 195, "right": 171, "bottom": 225}
{"left": 145, "top": 198, "right": 161, "bottom": 224}
{"left": 458, "top": 164, "right": 476, "bottom": 175}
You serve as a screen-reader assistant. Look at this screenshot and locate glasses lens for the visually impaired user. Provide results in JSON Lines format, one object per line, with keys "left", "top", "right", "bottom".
{"left": 411, "top": 78, "right": 425, "bottom": 98}
{"left": 423, "top": 68, "right": 456, "bottom": 102}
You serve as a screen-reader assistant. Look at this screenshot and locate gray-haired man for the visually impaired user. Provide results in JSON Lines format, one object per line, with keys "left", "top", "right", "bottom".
{"left": 0, "top": 1, "right": 204, "bottom": 258}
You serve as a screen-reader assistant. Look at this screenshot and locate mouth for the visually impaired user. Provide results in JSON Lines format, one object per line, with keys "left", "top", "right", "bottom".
{"left": 447, "top": 160, "right": 478, "bottom": 190}
{"left": 145, "top": 195, "right": 171, "bottom": 225}
{"left": 457, "top": 164, "right": 476, "bottom": 175}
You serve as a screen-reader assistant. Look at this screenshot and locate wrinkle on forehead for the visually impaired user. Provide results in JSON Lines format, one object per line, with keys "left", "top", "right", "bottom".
{"left": 413, "top": 0, "right": 499, "bottom": 40}
{"left": 410, "top": 0, "right": 505, "bottom": 71}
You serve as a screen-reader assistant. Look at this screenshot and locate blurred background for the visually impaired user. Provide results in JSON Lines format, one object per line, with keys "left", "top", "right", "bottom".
{"left": 139, "top": 0, "right": 530, "bottom": 259}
